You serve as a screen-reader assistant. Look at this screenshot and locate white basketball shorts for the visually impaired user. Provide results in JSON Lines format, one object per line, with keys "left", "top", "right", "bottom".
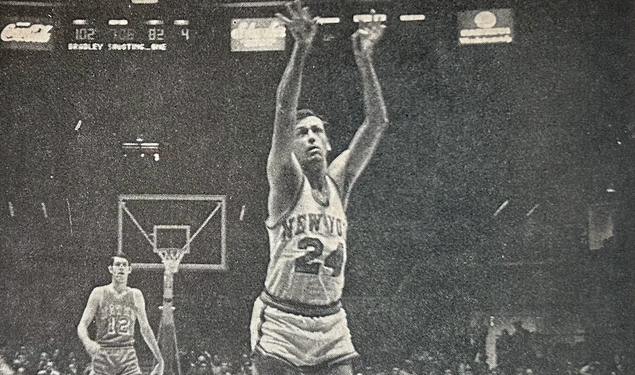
{"left": 250, "top": 296, "right": 359, "bottom": 368}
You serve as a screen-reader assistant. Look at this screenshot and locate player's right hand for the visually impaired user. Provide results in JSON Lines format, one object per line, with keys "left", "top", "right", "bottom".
{"left": 84, "top": 341, "right": 101, "bottom": 358}
{"left": 275, "top": 0, "right": 318, "bottom": 47}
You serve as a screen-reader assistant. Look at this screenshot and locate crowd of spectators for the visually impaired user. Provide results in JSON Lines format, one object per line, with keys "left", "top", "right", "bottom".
{"left": 350, "top": 347, "right": 632, "bottom": 375}
{"left": 489, "top": 322, "right": 632, "bottom": 375}
{"left": 1, "top": 329, "right": 632, "bottom": 375}
{"left": 165, "top": 330, "right": 634, "bottom": 375}
{"left": 0, "top": 341, "right": 253, "bottom": 375}
{"left": 1, "top": 339, "right": 89, "bottom": 375}
{"left": 180, "top": 349, "right": 252, "bottom": 375}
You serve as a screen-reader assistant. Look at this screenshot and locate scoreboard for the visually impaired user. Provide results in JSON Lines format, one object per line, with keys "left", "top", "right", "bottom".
{"left": 0, "top": 4, "right": 197, "bottom": 53}
{"left": 0, "top": 2, "right": 434, "bottom": 53}
{"left": 0, "top": 10, "right": 295, "bottom": 53}
{"left": 0, "top": 12, "right": 291, "bottom": 53}
{"left": 66, "top": 18, "right": 191, "bottom": 51}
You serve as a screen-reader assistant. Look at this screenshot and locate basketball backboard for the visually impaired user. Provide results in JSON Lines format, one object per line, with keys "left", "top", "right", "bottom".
{"left": 117, "top": 194, "right": 227, "bottom": 271}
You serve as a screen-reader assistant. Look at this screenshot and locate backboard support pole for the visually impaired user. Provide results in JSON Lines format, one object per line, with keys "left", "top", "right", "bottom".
{"left": 156, "top": 252, "right": 183, "bottom": 375}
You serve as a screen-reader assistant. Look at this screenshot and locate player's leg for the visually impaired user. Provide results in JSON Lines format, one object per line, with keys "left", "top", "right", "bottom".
{"left": 319, "top": 311, "right": 358, "bottom": 375}
{"left": 91, "top": 349, "right": 113, "bottom": 375}
{"left": 251, "top": 350, "right": 298, "bottom": 375}
{"left": 324, "top": 362, "right": 354, "bottom": 375}
{"left": 250, "top": 298, "right": 296, "bottom": 375}
{"left": 118, "top": 348, "right": 143, "bottom": 375}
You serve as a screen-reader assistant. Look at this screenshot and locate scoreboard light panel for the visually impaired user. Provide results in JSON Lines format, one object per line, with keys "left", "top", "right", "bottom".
{"left": 67, "top": 17, "right": 191, "bottom": 52}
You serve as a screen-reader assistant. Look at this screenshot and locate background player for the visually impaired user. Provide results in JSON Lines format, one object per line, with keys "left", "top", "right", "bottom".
{"left": 77, "top": 254, "right": 164, "bottom": 375}
{"left": 250, "top": 1, "right": 388, "bottom": 374}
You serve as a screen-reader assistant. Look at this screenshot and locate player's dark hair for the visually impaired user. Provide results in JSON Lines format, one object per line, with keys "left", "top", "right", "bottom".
{"left": 296, "top": 109, "right": 329, "bottom": 128}
{"left": 111, "top": 253, "right": 131, "bottom": 266}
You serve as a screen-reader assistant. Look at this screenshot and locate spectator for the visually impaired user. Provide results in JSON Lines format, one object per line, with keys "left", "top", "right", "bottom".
{"left": 14, "top": 347, "right": 28, "bottom": 361}
{"left": 51, "top": 350, "right": 61, "bottom": 364}
{"left": 210, "top": 355, "right": 222, "bottom": 375}
{"left": 187, "top": 355, "right": 212, "bottom": 375}
{"left": 37, "top": 361, "right": 60, "bottom": 375}
{"left": 184, "top": 358, "right": 196, "bottom": 375}
{"left": 12, "top": 354, "right": 28, "bottom": 371}
{"left": 399, "top": 360, "right": 417, "bottom": 375}
{"left": 184, "top": 350, "right": 197, "bottom": 368}
{"left": 178, "top": 348, "right": 189, "bottom": 365}
{"left": 36, "top": 353, "right": 50, "bottom": 372}
{"left": 611, "top": 354, "right": 628, "bottom": 375}
{"left": 65, "top": 363, "right": 79, "bottom": 375}
{"left": 218, "top": 362, "right": 230, "bottom": 375}
{"left": 579, "top": 361, "right": 599, "bottom": 375}
{"left": 234, "top": 362, "right": 250, "bottom": 375}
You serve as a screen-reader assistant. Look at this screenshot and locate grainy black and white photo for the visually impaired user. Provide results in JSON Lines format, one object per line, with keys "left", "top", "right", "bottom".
{"left": 1, "top": 0, "right": 634, "bottom": 374}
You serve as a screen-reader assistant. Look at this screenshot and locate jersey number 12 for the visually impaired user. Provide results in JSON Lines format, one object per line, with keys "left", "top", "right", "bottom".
{"left": 107, "top": 317, "right": 131, "bottom": 335}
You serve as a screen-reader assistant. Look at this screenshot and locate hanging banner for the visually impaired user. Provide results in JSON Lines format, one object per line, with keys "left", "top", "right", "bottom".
{"left": 230, "top": 18, "right": 286, "bottom": 52}
{"left": 458, "top": 9, "right": 513, "bottom": 45}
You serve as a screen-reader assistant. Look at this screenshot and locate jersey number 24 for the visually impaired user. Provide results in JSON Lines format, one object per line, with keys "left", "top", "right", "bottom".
{"left": 294, "top": 237, "right": 344, "bottom": 277}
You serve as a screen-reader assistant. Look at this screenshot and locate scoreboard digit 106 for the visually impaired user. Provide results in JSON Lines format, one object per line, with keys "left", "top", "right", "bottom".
{"left": 67, "top": 17, "right": 191, "bottom": 51}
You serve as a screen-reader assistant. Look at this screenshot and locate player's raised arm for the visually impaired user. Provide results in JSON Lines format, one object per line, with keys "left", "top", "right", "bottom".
{"left": 267, "top": 0, "right": 318, "bottom": 222}
{"left": 133, "top": 289, "right": 164, "bottom": 375}
{"left": 77, "top": 288, "right": 102, "bottom": 358}
{"left": 329, "top": 12, "right": 389, "bottom": 207}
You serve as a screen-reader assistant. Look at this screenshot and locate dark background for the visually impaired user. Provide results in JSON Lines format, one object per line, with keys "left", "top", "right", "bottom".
{"left": 1, "top": 0, "right": 634, "bottom": 363}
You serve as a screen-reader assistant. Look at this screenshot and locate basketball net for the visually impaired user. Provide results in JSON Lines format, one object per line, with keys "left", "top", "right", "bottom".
{"left": 158, "top": 248, "right": 186, "bottom": 274}
{"left": 155, "top": 247, "right": 186, "bottom": 375}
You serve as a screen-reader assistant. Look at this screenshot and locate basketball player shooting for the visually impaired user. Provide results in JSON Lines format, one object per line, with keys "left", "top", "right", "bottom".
{"left": 249, "top": 1, "right": 388, "bottom": 374}
{"left": 77, "top": 254, "right": 164, "bottom": 375}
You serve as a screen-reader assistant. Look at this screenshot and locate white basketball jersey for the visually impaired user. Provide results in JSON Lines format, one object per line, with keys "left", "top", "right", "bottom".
{"left": 265, "top": 175, "right": 347, "bottom": 306}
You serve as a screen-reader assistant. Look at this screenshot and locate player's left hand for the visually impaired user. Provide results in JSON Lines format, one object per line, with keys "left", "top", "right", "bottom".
{"left": 351, "top": 9, "right": 386, "bottom": 61}
{"left": 150, "top": 359, "right": 164, "bottom": 375}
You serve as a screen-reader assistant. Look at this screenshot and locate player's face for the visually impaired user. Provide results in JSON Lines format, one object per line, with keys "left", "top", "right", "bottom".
{"left": 109, "top": 256, "right": 132, "bottom": 283}
{"left": 293, "top": 116, "right": 331, "bottom": 168}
